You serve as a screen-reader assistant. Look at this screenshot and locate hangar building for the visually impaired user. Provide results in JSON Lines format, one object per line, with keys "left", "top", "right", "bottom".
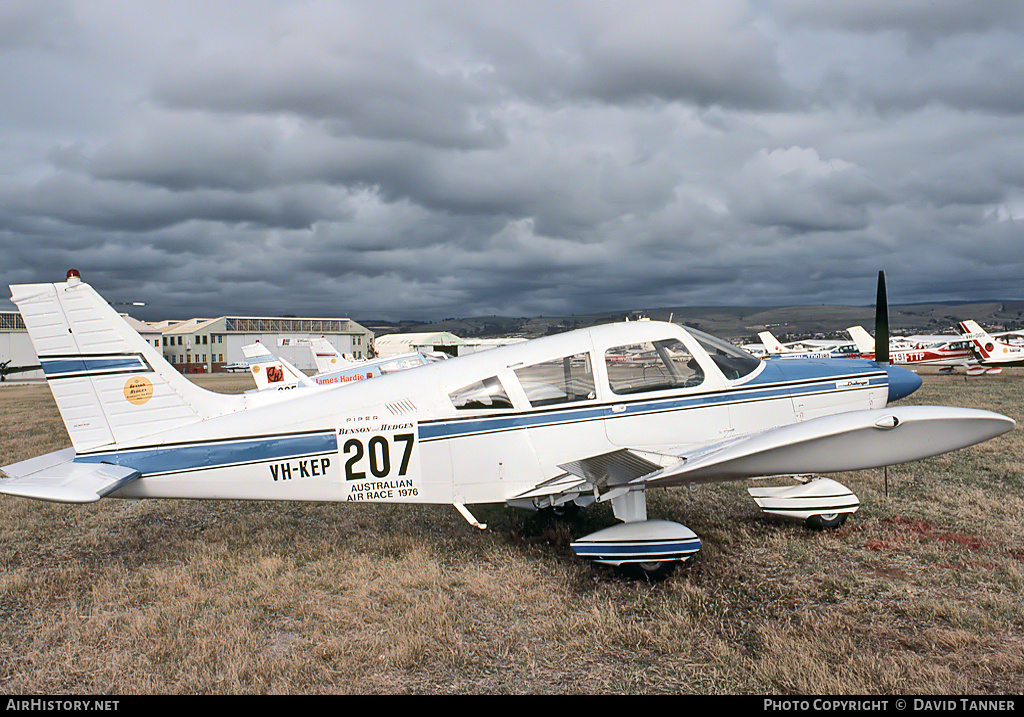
{"left": 0, "top": 311, "right": 43, "bottom": 381}
{"left": 161, "top": 315, "right": 373, "bottom": 374}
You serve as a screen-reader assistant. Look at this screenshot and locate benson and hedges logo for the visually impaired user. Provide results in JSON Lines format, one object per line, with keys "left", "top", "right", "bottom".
{"left": 123, "top": 376, "right": 154, "bottom": 405}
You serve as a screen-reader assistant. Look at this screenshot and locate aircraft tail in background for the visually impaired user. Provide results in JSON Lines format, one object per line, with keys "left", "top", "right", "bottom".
{"left": 309, "top": 336, "right": 359, "bottom": 374}
{"left": 242, "top": 342, "right": 315, "bottom": 391}
{"left": 958, "top": 319, "right": 1024, "bottom": 367}
{"left": 757, "top": 331, "right": 785, "bottom": 354}
{"left": 847, "top": 325, "right": 875, "bottom": 355}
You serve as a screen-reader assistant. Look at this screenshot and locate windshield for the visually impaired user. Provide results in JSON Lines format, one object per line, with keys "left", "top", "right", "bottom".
{"left": 686, "top": 327, "right": 762, "bottom": 380}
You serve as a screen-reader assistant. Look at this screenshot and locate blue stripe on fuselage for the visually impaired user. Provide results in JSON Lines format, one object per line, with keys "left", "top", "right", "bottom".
{"left": 419, "top": 359, "right": 886, "bottom": 442}
{"left": 67, "top": 359, "right": 886, "bottom": 475}
{"left": 74, "top": 431, "right": 337, "bottom": 476}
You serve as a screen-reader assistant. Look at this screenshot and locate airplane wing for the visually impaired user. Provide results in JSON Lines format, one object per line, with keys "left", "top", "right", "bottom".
{"left": 509, "top": 405, "right": 1013, "bottom": 508}
{"left": 1, "top": 448, "right": 141, "bottom": 503}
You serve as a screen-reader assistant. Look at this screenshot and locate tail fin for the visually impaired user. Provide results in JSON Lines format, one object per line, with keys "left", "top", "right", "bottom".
{"left": 958, "top": 320, "right": 993, "bottom": 358}
{"left": 958, "top": 320, "right": 988, "bottom": 339}
{"left": 957, "top": 319, "right": 1024, "bottom": 364}
{"left": 309, "top": 336, "right": 353, "bottom": 374}
{"left": 846, "top": 326, "right": 875, "bottom": 354}
{"left": 241, "top": 342, "right": 314, "bottom": 391}
{"left": 10, "top": 272, "right": 239, "bottom": 453}
{"left": 758, "top": 331, "right": 785, "bottom": 354}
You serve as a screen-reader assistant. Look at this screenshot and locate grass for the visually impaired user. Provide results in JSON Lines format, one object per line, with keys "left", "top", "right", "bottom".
{"left": 0, "top": 369, "right": 1022, "bottom": 694}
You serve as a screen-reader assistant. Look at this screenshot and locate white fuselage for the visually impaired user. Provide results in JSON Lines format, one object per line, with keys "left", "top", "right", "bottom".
{"left": 79, "top": 322, "right": 889, "bottom": 506}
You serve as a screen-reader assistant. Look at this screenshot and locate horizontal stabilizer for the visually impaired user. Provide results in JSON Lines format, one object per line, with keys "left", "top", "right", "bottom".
{"left": 653, "top": 406, "right": 1014, "bottom": 485}
{"left": 1, "top": 448, "right": 140, "bottom": 503}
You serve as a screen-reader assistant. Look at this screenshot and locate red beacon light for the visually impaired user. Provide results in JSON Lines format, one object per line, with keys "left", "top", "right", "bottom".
{"left": 66, "top": 268, "right": 82, "bottom": 285}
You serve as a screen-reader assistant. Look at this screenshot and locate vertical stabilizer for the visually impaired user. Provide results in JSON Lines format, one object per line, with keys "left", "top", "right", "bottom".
{"left": 310, "top": 337, "right": 351, "bottom": 374}
{"left": 242, "top": 342, "right": 314, "bottom": 391}
{"left": 10, "top": 272, "right": 239, "bottom": 453}
{"left": 758, "top": 331, "right": 785, "bottom": 354}
{"left": 958, "top": 320, "right": 992, "bottom": 359}
{"left": 846, "top": 326, "right": 875, "bottom": 355}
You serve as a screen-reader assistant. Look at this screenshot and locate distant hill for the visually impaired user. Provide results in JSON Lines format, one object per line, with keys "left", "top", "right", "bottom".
{"left": 364, "top": 300, "right": 1024, "bottom": 343}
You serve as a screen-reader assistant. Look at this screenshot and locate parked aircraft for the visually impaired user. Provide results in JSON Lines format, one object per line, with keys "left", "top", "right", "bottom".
{"left": 0, "top": 271, "right": 1014, "bottom": 580}
{"left": 241, "top": 340, "right": 445, "bottom": 392}
{"left": 306, "top": 336, "right": 352, "bottom": 374}
{"left": 275, "top": 336, "right": 356, "bottom": 374}
{"left": 846, "top": 326, "right": 983, "bottom": 372}
{"left": 958, "top": 320, "right": 1024, "bottom": 368}
{"left": 753, "top": 330, "right": 859, "bottom": 360}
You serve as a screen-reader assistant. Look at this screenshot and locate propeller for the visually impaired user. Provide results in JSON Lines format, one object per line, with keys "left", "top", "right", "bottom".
{"left": 875, "top": 270, "right": 889, "bottom": 365}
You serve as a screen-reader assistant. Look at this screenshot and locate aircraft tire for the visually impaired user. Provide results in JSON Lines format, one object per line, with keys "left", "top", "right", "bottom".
{"left": 805, "top": 512, "right": 849, "bottom": 530}
{"left": 547, "top": 502, "right": 580, "bottom": 520}
{"left": 621, "top": 560, "right": 677, "bottom": 582}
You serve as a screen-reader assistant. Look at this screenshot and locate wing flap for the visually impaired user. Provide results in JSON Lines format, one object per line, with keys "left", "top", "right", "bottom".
{"left": 1, "top": 448, "right": 141, "bottom": 503}
{"left": 511, "top": 473, "right": 590, "bottom": 501}
{"left": 508, "top": 448, "right": 684, "bottom": 509}
{"left": 557, "top": 448, "right": 681, "bottom": 487}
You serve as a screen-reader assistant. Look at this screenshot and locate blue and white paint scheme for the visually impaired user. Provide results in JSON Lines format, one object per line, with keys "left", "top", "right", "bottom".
{"left": 1, "top": 271, "right": 1015, "bottom": 580}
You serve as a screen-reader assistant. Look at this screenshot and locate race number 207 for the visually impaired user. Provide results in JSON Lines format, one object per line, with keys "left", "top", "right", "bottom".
{"left": 342, "top": 433, "right": 414, "bottom": 481}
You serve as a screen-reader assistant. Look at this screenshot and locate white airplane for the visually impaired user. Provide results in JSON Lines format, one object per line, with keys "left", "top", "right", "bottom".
{"left": 241, "top": 339, "right": 445, "bottom": 392}
{"left": 274, "top": 336, "right": 357, "bottom": 375}
{"left": 306, "top": 336, "right": 354, "bottom": 374}
{"left": 755, "top": 331, "right": 859, "bottom": 360}
{"left": 957, "top": 320, "right": 1024, "bottom": 368}
{"left": 241, "top": 342, "right": 317, "bottom": 392}
{"left": 0, "top": 271, "right": 1015, "bottom": 580}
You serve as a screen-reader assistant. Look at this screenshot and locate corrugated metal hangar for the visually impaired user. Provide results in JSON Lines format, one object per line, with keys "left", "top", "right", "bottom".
{"left": 160, "top": 315, "right": 374, "bottom": 374}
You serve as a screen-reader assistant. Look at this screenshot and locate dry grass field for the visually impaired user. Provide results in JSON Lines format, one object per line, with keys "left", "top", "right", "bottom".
{"left": 1, "top": 369, "right": 1022, "bottom": 694}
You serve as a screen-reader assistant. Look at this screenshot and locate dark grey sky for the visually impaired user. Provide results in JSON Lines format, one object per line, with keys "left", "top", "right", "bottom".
{"left": 2, "top": 1, "right": 1023, "bottom": 321}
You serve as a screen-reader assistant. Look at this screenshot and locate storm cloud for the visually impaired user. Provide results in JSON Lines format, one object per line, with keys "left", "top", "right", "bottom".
{"left": 2, "top": 0, "right": 1022, "bottom": 321}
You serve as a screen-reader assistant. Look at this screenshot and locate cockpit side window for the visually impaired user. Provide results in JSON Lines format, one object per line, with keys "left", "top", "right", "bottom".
{"left": 514, "top": 353, "right": 596, "bottom": 407}
{"left": 449, "top": 376, "right": 513, "bottom": 411}
{"left": 686, "top": 328, "right": 761, "bottom": 380}
{"left": 605, "top": 339, "right": 704, "bottom": 395}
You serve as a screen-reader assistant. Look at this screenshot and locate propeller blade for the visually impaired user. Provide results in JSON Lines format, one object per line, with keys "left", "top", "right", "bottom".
{"left": 875, "top": 270, "right": 889, "bottom": 364}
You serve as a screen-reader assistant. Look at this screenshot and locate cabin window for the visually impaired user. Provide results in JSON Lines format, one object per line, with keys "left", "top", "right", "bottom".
{"left": 606, "top": 339, "right": 704, "bottom": 395}
{"left": 449, "top": 376, "right": 513, "bottom": 411}
{"left": 514, "top": 353, "right": 596, "bottom": 407}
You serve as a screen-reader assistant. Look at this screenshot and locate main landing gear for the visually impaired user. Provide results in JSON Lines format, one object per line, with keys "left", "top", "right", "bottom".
{"left": 568, "top": 477, "right": 859, "bottom": 580}
{"left": 747, "top": 476, "right": 860, "bottom": 529}
{"left": 569, "top": 490, "right": 700, "bottom": 581}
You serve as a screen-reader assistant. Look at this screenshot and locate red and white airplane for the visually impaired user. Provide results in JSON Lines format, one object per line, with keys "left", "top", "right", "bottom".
{"left": 957, "top": 320, "right": 1024, "bottom": 369}
{"left": 846, "top": 326, "right": 992, "bottom": 374}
